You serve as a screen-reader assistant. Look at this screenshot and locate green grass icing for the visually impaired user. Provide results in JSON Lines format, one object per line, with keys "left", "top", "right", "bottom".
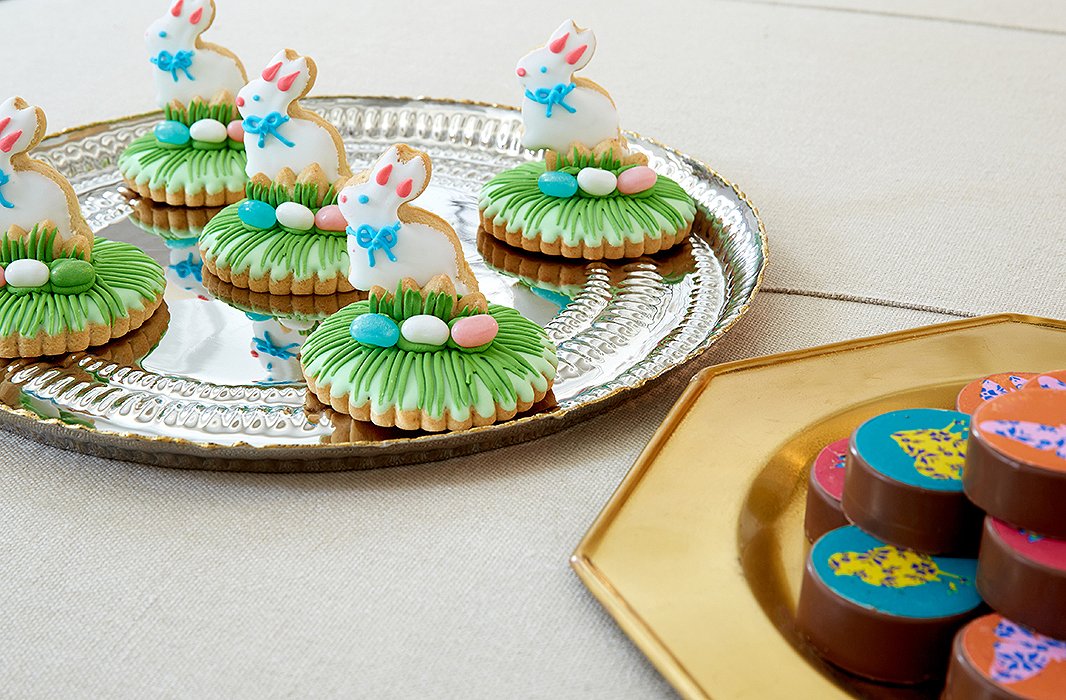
{"left": 118, "top": 133, "right": 247, "bottom": 197}
{"left": 301, "top": 290, "right": 558, "bottom": 422}
{"left": 479, "top": 161, "right": 696, "bottom": 248}
{"left": 198, "top": 202, "right": 348, "bottom": 283}
{"left": 163, "top": 100, "right": 238, "bottom": 127}
{"left": 0, "top": 228, "right": 165, "bottom": 337}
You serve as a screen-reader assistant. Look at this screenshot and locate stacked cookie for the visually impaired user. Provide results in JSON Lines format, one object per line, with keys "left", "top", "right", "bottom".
{"left": 797, "top": 371, "right": 1066, "bottom": 696}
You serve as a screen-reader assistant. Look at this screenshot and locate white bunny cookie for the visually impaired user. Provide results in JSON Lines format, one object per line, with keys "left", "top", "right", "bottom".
{"left": 0, "top": 97, "right": 92, "bottom": 256}
{"left": 145, "top": 0, "right": 246, "bottom": 109}
{"left": 237, "top": 49, "right": 351, "bottom": 184}
{"left": 479, "top": 19, "right": 696, "bottom": 260}
{"left": 517, "top": 20, "right": 621, "bottom": 155}
{"left": 0, "top": 98, "right": 166, "bottom": 358}
{"left": 340, "top": 144, "right": 477, "bottom": 293}
{"left": 121, "top": 0, "right": 248, "bottom": 206}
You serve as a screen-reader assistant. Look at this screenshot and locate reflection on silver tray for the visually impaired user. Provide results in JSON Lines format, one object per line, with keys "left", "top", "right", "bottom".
{"left": 0, "top": 97, "right": 767, "bottom": 471}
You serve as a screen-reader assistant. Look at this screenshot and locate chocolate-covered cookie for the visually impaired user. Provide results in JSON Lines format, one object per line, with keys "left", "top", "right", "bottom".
{"left": 804, "top": 438, "right": 850, "bottom": 542}
{"left": 945, "top": 613, "right": 1066, "bottom": 699}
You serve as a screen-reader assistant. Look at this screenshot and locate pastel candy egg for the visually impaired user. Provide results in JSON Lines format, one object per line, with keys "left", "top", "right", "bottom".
{"left": 227, "top": 119, "right": 245, "bottom": 142}
{"left": 350, "top": 313, "right": 399, "bottom": 348}
{"left": 451, "top": 314, "right": 499, "bottom": 348}
{"left": 275, "top": 202, "right": 315, "bottom": 232}
{"left": 576, "top": 168, "right": 618, "bottom": 196}
{"left": 5, "top": 259, "right": 50, "bottom": 288}
{"left": 238, "top": 200, "right": 277, "bottom": 230}
{"left": 314, "top": 205, "right": 347, "bottom": 232}
{"left": 0, "top": 266, "right": 5, "bottom": 288}
{"left": 400, "top": 314, "right": 450, "bottom": 346}
{"left": 154, "top": 120, "right": 190, "bottom": 146}
{"left": 49, "top": 259, "right": 95, "bottom": 288}
{"left": 537, "top": 171, "right": 579, "bottom": 198}
{"left": 616, "top": 166, "right": 658, "bottom": 195}
{"left": 189, "top": 118, "right": 229, "bottom": 143}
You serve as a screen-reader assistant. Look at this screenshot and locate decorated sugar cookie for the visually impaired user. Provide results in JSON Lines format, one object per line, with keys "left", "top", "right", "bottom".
{"left": 0, "top": 98, "right": 166, "bottom": 357}
{"left": 301, "top": 275, "right": 558, "bottom": 432}
{"left": 119, "top": 0, "right": 249, "bottom": 207}
{"left": 339, "top": 144, "right": 476, "bottom": 294}
{"left": 198, "top": 49, "right": 355, "bottom": 295}
{"left": 247, "top": 314, "right": 315, "bottom": 384}
{"left": 803, "top": 438, "right": 850, "bottom": 542}
{"left": 797, "top": 525, "right": 981, "bottom": 684}
{"left": 479, "top": 19, "right": 696, "bottom": 260}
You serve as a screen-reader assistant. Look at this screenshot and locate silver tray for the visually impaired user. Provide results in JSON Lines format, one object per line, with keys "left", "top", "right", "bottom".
{"left": 0, "top": 96, "right": 767, "bottom": 471}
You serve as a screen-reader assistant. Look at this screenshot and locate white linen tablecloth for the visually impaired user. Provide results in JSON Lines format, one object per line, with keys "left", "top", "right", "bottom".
{"left": 2, "top": 0, "right": 1064, "bottom": 697}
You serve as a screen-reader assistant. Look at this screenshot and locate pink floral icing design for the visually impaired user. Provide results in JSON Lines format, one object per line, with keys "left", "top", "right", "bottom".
{"left": 991, "top": 619, "right": 1066, "bottom": 683}
{"left": 981, "top": 375, "right": 1030, "bottom": 401}
{"left": 993, "top": 519, "right": 1066, "bottom": 571}
{"left": 981, "top": 419, "right": 1066, "bottom": 460}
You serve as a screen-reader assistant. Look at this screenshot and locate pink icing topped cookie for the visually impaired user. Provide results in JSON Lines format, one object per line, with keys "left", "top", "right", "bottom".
{"left": 991, "top": 518, "right": 1066, "bottom": 571}
{"left": 813, "top": 438, "right": 849, "bottom": 500}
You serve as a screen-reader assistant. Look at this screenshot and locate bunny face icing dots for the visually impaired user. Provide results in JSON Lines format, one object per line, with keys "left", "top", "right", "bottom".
{"left": 144, "top": 0, "right": 246, "bottom": 109}
{"left": 237, "top": 49, "right": 348, "bottom": 183}
{"left": 338, "top": 144, "right": 477, "bottom": 294}
{"left": 517, "top": 19, "right": 620, "bottom": 154}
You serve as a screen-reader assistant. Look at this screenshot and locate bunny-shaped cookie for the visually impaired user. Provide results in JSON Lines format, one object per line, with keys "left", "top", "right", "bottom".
{"left": 339, "top": 144, "right": 477, "bottom": 293}
{"left": 0, "top": 97, "right": 92, "bottom": 255}
{"left": 516, "top": 19, "right": 621, "bottom": 154}
{"left": 237, "top": 49, "right": 350, "bottom": 183}
{"left": 145, "top": 0, "right": 246, "bottom": 109}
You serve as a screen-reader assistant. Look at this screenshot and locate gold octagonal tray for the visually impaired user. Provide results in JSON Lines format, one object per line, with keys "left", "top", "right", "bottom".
{"left": 571, "top": 313, "right": 1066, "bottom": 699}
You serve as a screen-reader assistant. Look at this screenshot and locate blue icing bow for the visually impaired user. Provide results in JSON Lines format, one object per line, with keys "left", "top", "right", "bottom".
{"left": 252, "top": 331, "right": 301, "bottom": 360}
{"left": 0, "top": 169, "right": 13, "bottom": 209}
{"left": 243, "top": 112, "right": 295, "bottom": 148}
{"left": 348, "top": 222, "right": 401, "bottom": 268}
{"left": 525, "top": 82, "right": 576, "bottom": 118}
{"left": 151, "top": 49, "right": 195, "bottom": 82}
{"left": 168, "top": 253, "right": 203, "bottom": 282}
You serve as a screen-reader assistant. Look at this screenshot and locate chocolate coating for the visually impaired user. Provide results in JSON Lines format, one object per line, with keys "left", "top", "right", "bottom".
{"left": 964, "top": 393, "right": 1066, "bottom": 538}
{"left": 944, "top": 625, "right": 1015, "bottom": 700}
{"left": 977, "top": 518, "right": 1066, "bottom": 640}
{"left": 843, "top": 440, "right": 982, "bottom": 555}
{"left": 804, "top": 467, "right": 849, "bottom": 542}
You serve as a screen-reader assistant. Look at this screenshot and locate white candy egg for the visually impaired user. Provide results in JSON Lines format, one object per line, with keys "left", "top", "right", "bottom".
{"left": 275, "top": 202, "right": 316, "bottom": 231}
{"left": 189, "top": 118, "right": 229, "bottom": 143}
{"left": 400, "top": 314, "right": 450, "bottom": 346}
{"left": 5, "top": 259, "right": 50, "bottom": 288}
{"left": 576, "top": 167, "right": 618, "bottom": 196}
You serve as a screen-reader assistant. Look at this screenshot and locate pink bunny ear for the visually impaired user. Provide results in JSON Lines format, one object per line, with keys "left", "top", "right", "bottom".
{"left": 261, "top": 62, "right": 282, "bottom": 81}
{"left": 277, "top": 71, "right": 301, "bottom": 92}
{"left": 565, "top": 45, "right": 587, "bottom": 65}
{"left": 548, "top": 33, "right": 569, "bottom": 53}
{"left": 395, "top": 179, "right": 413, "bottom": 198}
{"left": 0, "top": 117, "right": 9, "bottom": 136}
{"left": 170, "top": 0, "right": 184, "bottom": 17}
{"left": 0, "top": 130, "right": 23, "bottom": 153}
{"left": 189, "top": 7, "right": 203, "bottom": 23}
{"left": 375, "top": 164, "right": 393, "bottom": 186}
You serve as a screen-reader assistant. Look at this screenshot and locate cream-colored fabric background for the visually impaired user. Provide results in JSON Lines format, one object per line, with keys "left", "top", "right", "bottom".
{"left": 1, "top": 0, "right": 1063, "bottom": 697}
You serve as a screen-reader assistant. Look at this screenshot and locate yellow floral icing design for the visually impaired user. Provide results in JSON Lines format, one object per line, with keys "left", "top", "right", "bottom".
{"left": 890, "top": 420, "right": 968, "bottom": 480}
{"left": 829, "top": 546, "right": 966, "bottom": 590}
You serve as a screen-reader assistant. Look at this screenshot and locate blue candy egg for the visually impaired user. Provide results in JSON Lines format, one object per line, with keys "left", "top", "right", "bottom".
{"left": 154, "top": 120, "right": 190, "bottom": 146}
{"left": 237, "top": 200, "right": 277, "bottom": 230}
{"left": 537, "top": 171, "right": 579, "bottom": 199}
{"left": 350, "top": 313, "right": 400, "bottom": 348}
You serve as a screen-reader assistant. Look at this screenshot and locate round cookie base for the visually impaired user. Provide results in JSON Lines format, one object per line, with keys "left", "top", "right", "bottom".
{"left": 122, "top": 179, "right": 245, "bottom": 208}
{"left": 478, "top": 212, "right": 691, "bottom": 261}
{"left": 0, "top": 293, "right": 165, "bottom": 358}
{"left": 201, "top": 254, "right": 355, "bottom": 296}
{"left": 305, "top": 373, "right": 551, "bottom": 433}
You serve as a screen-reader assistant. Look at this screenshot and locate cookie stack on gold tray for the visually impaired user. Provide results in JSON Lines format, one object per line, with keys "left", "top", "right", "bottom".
{"left": 794, "top": 370, "right": 1066, "bottom": 697}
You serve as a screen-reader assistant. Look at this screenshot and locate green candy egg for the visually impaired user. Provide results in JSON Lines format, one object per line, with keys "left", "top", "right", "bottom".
{"left": 49, "top": 258, "right": 96, "bottom": 292}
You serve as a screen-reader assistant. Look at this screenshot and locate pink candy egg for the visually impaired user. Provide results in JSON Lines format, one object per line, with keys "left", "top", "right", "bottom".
{"left": 0, "top": 266, "right": 5, "bottom": 288}
{"left": 451, "top": 315, "right": 499, "bottom": 348}
{"left": 314, "top": 205, "right": 347, "bottom": 232}
{"left": 616, "top": 166, "right": 658, "bottom": 195}
{"left": 227, "top": 120, "right": 245, "bottom": 142}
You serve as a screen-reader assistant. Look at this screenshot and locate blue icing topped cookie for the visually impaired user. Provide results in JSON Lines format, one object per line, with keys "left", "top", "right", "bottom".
{"left": 811, "top": 526, "right": 980, "bottom": 619}
{"left": 851, "top": 408, "right": 971, "bottom": 491}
